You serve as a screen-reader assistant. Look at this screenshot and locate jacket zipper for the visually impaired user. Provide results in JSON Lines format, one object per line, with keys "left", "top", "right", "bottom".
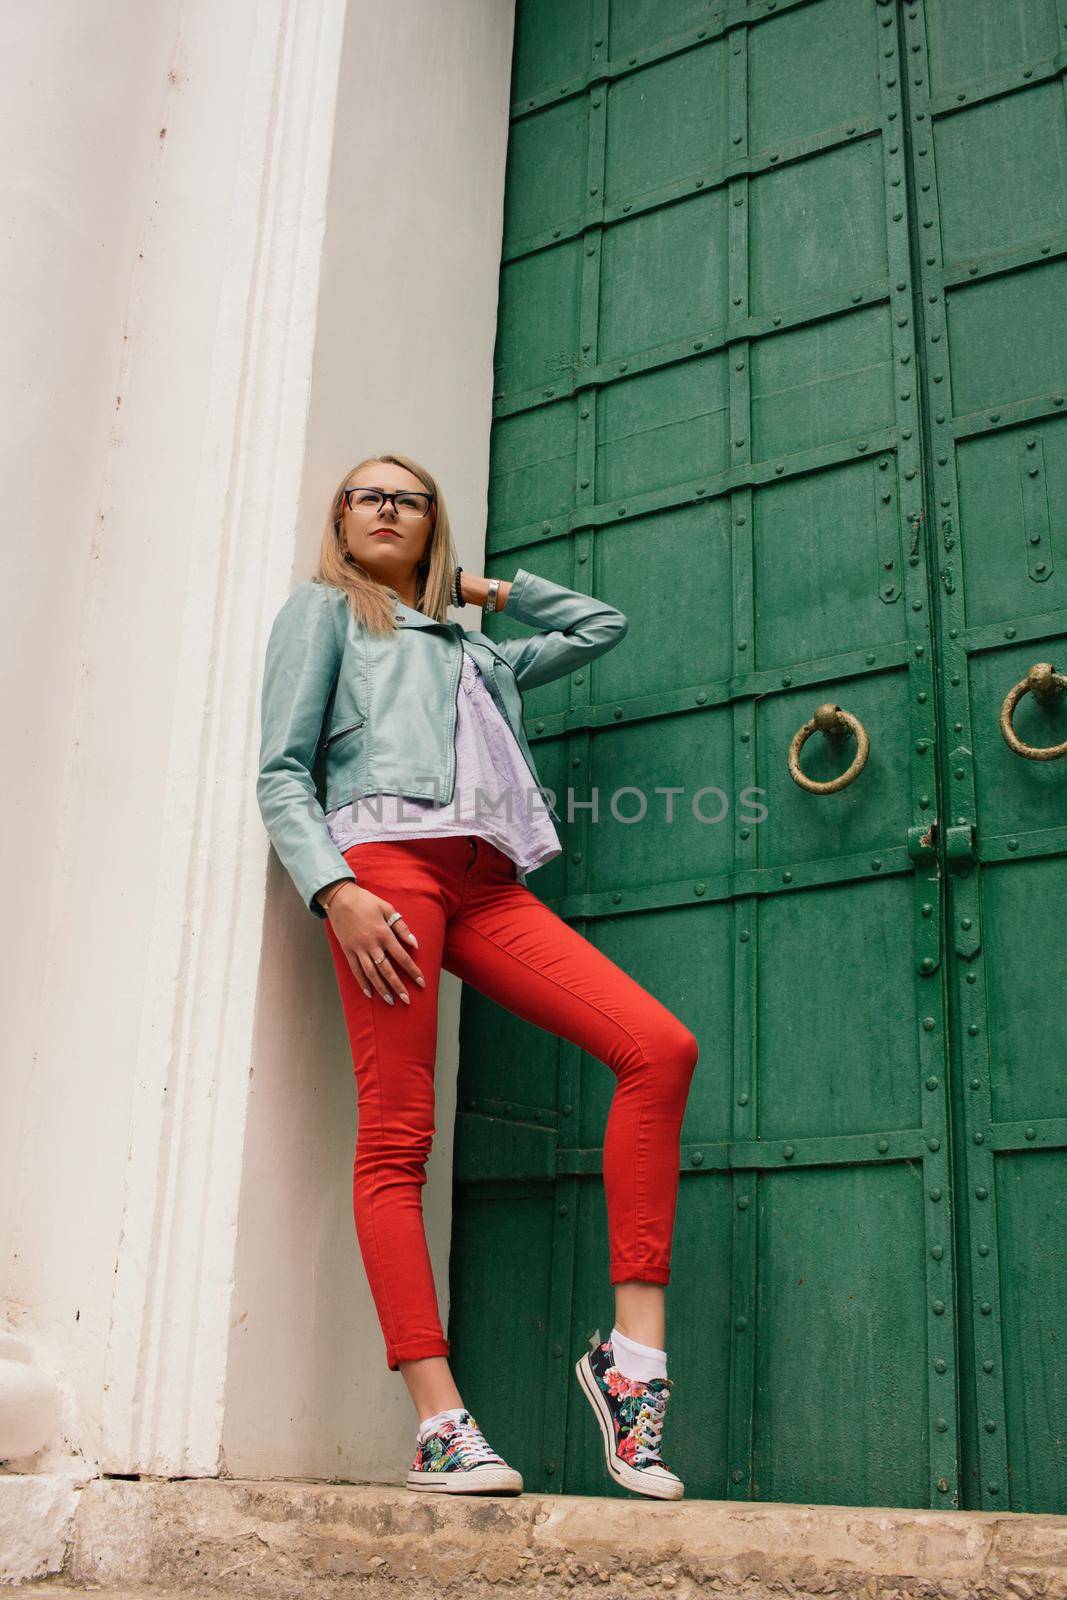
{"left": 444, "top": 639, "right": 462, "bottom": 802}
{"left": 322, "top": 718, "right": 365, "bottom": 751}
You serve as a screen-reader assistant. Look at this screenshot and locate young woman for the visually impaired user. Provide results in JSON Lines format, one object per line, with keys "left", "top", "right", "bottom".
{"left": 257, "top": 452, "right": 699, "bottom": 1500}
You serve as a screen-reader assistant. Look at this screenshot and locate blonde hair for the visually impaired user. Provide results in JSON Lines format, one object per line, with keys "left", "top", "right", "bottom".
{"left": 317, "top": 451, "right": 458, "bottom": 635}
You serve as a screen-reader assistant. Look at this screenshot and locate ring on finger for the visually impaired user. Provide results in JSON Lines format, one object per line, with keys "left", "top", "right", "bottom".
{"left": 372, "top": 951, "right": 386, "bottom": 965}
{"left": 385, "top": 911, "right": 402, "bottom": 928}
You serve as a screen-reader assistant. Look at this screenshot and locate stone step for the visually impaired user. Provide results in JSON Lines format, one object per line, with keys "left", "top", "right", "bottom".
{"left": 7, "top": 1476, "right": 1067, "bottom": 1600}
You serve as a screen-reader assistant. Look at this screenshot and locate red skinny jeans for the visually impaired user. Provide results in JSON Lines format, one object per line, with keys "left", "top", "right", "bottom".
{"left": 323, "top": 833, "right": 699, "bottom": 1371}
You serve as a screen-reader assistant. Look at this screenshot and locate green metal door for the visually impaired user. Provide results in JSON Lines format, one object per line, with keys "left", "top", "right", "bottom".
{"left": 899, "top": 0, "right": 1067, "bottom": 1516}
{"left": 447, "top": 0, "right": 1067, "bottom": 1513}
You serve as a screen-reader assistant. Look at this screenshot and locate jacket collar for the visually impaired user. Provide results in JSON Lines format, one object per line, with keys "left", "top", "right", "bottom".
{"left": 392, "top": 594, "right": 511, "bottom": 666}
{"left": 391, "top": 595, "right": 442, "bottom": 630}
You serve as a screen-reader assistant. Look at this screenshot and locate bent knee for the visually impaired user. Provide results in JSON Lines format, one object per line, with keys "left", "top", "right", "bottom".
{"left": 641, "top": 1017, "right": 699, "bottom": 1079}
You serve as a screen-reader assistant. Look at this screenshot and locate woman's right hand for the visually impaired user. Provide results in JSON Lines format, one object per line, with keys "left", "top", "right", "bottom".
{"left": 325, "top": 884, "right": 425, "bottom": 1004}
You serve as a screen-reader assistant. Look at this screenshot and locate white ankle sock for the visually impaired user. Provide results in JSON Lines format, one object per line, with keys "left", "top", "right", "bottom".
{"left": 610, "top": 1325, "right": 668, "bottom": 1382}
{"left": 417, "top": 1405, "right": 467, "bottom": 1442}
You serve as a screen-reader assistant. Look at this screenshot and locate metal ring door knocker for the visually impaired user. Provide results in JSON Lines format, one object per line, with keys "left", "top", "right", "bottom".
{"left": 999, "top": 662, "right": 1067, "bottom": 761}
{"left": 788, "top": 702, "right": 871, "bottom": 794}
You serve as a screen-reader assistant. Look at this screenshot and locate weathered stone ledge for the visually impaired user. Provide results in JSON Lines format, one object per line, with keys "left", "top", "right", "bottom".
{"left": 8, "top": 1475, "right": 1067, "bottom": 1600}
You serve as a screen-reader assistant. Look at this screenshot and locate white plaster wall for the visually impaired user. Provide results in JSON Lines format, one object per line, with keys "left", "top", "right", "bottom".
{"left": 223, "top": 0, "right": 516, "bottom": 1482}
{"left": 0, "top": 0, "right": 189, "bottom": 1454}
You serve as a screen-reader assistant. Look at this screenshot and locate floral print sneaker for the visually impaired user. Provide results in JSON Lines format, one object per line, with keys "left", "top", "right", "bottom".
{"left": 575, "top": 1328, "right": 684, "bottom": 1499}
{"left": 406, "top": 1407, "right": 523, "bottom": 1495}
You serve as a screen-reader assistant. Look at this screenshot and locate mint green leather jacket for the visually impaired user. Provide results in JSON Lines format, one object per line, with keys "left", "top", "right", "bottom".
{"left": 257, "top": 566, "right": 628, "bottom": 918}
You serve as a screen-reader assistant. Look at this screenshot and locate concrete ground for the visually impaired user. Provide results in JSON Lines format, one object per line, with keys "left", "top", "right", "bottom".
{"left": 5, "top": 1477, "right": 1067, "bottom": 1599}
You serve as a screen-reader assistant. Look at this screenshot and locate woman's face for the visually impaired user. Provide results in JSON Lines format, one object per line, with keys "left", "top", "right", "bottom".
{"left": 341, "top": 462, "right": 435, "bottom": 592}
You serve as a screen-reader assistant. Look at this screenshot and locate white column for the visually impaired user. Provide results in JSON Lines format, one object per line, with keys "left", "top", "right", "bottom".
{"left": 0, "top": 0, "right": 516, "bottom": 1526}
{"left": 101, "top": 0, "right": 350, "bottom": 1476}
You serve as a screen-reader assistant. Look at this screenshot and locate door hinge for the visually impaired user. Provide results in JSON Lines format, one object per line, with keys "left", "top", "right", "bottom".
{"left": 945, "top": 821, "right": 976, "bottom": 866}
{"left": 945, "top": 822, "right": 981, "bottom": 958}
{"left": 909, "top": 817, "right": 941, "bottom": 975}
{"left": 908, "top": 818, "right": 938, "bottom": 862}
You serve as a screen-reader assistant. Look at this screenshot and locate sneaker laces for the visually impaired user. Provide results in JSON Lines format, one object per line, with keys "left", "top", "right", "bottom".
{"left": 448, "top": 1413, "right": 502, "bottom": 1465}
{"left": 631, "top": 1385, "right": 671, "bottom": 1467}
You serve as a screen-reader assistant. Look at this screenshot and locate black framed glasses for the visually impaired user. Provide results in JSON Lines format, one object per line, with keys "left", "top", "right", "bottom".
{"left": 343, "top": 486, "right": 435, "bottom": 519}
